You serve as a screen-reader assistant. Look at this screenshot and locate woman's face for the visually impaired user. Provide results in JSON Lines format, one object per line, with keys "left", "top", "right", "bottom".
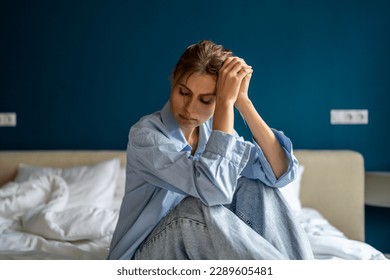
{"left": 170, "top": 73, "right": 216, "bottom": 133}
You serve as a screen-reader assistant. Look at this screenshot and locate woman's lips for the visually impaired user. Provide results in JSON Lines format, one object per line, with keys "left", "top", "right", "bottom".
{"left": 179, "top": 114, "right": 196, "bottom": 122}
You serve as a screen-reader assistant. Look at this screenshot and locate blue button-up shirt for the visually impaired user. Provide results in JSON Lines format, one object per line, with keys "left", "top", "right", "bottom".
{"left": 108, "top": 101, "right": 298, "bottom": 259}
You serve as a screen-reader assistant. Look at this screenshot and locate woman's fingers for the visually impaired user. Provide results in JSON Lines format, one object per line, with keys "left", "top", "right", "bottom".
{"left": 220, "top": 56, "right": 251, "bottom": 76}
{"left": 237, "top": 65, "right": 253, "bottom": 79}
{"left": 216, "top": 56, "right": 253, "bottom": 103}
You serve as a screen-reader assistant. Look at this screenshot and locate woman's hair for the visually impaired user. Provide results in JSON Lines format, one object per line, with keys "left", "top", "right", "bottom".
{"left": 171, "top": 40, "right": 232, "bottom": 85}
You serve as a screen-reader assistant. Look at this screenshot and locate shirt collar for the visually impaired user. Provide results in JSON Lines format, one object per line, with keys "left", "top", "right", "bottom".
{"left": 161, "top": 101, "right": 190, "bottom": 151}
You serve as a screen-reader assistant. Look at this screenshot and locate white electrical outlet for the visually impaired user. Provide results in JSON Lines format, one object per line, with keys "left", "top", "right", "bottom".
{"left": 0, "top": 112, "right": 17, "bottom": 127}
{"left": 330, "top": 109, "right": 368, "bottom": 125}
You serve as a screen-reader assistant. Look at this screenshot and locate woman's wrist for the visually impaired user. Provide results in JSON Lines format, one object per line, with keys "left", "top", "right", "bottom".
{"left": 235, "top": 97, "right": 252, "bottom": 114}
{"left": 216, "top": 95, "right": 236, "bottom": 108}
{"left": 213, "top": 99, "right": 235, "bottom": 134}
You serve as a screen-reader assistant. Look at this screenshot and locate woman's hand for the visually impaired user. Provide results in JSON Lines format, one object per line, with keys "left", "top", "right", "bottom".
{"left": 213, "top": 56, "right": 253, "bottom": 135}
{"left": 216, "top": 56, "right": 253, "bottom": 106}
{"left": 235, "top": 70, "right": 253, "bottom": 110}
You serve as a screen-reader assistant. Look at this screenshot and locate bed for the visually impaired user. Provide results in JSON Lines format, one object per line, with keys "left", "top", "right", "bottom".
{"left": 0, "top": 150, "right": 387, "bottom": 260}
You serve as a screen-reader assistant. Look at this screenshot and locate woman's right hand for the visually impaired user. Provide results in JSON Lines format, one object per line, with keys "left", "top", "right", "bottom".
{"left": 213, "top": 56, "right": 252, "bottom": 135}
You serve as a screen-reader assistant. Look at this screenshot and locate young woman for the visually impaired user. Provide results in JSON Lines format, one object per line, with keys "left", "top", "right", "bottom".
{"left": 108, "top": 40, "right": 313, "bottom": 260}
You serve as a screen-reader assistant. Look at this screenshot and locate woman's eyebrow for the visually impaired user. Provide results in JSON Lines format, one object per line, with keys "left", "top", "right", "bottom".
{"left": 177, "top": 83, "right": 192, "bottom": 93}
{"left": 177, "top": 83, "right": 216, "bottom": 96}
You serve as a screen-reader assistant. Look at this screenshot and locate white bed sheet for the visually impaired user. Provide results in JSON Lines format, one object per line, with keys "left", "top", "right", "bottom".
{"left": 0, "top": 174, "right": 118, "bottom": 260}
{"left": 296, "top": 208, "right": 387, "bottom": 260}
{"left": 0, "top": 173, "right": 387, "bottom": 260}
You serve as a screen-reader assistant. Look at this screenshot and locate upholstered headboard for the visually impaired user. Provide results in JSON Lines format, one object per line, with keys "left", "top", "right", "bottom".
{"left": 0, "top": 149, "right": 364, "bottom": 242}
{"left": 295, "top": 150, "right": 365, "bottom": 242}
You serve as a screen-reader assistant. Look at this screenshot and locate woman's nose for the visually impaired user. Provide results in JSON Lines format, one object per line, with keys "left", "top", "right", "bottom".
{"left": 184, "top": 95, "right": 196, "bottom": 113}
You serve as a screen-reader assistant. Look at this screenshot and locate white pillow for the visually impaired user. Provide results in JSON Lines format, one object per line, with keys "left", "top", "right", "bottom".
{"left": 15, "top": 158, "right": 120, "bottom": 209}
{"left": 280, "top": 165, "right": 304, "bottom": 212}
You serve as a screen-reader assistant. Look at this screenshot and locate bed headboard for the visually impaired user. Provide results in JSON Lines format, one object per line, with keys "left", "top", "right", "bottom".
{"left": 295, "top": 150, "right": 365, "bottom": 242}
{"left": 0, "top": 149, "right": 364, "bottom": 242}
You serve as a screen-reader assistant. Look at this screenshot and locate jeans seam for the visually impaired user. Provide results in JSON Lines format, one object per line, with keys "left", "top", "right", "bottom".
{"left": 140, "top": 218, "right": 207, "bottom": 251}
{"left": 230, "top": 207, "right": 260, "bottom": 234}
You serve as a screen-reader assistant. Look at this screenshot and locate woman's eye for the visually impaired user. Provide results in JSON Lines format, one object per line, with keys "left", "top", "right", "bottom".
{"left": 200, "top": 98, "right": 214, "bottom": 105}
{"left": 179, "top": 90, "right": 190, "bottom": 96}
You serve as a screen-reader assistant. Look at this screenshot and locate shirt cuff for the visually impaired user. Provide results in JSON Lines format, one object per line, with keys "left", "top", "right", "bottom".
{"left": 253, "top": 128, "right": 298, "bottom": 186}
{"left": 205, "top": 130, "right": 252, "bottom": 169}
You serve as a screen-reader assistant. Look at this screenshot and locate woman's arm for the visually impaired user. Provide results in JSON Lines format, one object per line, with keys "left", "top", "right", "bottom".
{"left": 235, "top": 96, "right": 288, "bottom": 179}
{"left": 213, "top": 57, "right": 253, "bottom": 135}
{"left": 214, "top": 56, "right": 288, "bottom": 178}
{"left": 129, "top": 125, "right": 252, "bottom": 206}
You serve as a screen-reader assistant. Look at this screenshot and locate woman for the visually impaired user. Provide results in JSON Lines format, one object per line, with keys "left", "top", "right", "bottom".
{"left": 108, "top": 40, "right": 313, "bottom": 260}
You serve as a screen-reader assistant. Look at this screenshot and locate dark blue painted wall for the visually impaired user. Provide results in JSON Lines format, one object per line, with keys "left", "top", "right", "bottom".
{"left": 1, "top": 0, "right": 389, "bottom": 171}
{"left": 1, "top": 0, "right": 390, "bottom": 254}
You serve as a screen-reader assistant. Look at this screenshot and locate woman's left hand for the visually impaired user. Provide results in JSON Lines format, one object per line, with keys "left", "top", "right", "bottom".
{"left": 235, "top": 64, "right": 253, "bottom": 109}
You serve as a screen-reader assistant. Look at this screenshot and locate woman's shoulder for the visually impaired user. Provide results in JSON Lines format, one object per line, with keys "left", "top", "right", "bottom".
{"left": 132, "top": 102, "right": 171, "bottom": 131}
{"left": 133, "top": 110, "right": 163, "bottom": 130}
{"left": 129, "top": 110, "right": 172, "bottom": 146}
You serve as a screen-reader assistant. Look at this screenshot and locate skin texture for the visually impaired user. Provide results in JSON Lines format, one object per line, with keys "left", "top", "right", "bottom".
{"left": 170, "top": 56, "right": 288, "bottom": 178}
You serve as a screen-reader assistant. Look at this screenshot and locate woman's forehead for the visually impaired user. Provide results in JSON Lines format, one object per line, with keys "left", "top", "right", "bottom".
{"left": 177, "top": 73, "right": 216, "bottom": 94}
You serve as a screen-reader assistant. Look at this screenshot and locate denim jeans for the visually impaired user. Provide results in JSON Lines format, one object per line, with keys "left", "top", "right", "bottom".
{"left": 133, "top": 177, "right": 314, "bottom": 260}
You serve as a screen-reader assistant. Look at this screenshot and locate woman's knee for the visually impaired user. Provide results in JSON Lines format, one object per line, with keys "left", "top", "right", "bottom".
{"left": 135, "top": 196, "right": 216, "bottom": 259}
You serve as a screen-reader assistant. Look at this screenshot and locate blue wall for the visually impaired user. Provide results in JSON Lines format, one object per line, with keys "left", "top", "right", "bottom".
{"left": 1, "top": 0, "right": 390, "bottom": 171}
{"left": 1, "top": 0, "right": 390, "bottom": 254}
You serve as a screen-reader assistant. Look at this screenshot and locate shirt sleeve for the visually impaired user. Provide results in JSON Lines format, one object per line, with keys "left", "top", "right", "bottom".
{"left": 129, "top": 127, "right": 252, "bottom": 206}
{"left": 240, "top": 128, "right": 299, "bottom": 188}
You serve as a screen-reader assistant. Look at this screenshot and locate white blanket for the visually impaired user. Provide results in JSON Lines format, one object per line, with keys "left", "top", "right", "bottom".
{"left": 0, "top": 176, "right": 387, "bottom": 260}
{"left": 0, "top": 175, "right": 119, "bottom": 259}
{"left": 296, "top": 208, "right": 387, "bottom": 260}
